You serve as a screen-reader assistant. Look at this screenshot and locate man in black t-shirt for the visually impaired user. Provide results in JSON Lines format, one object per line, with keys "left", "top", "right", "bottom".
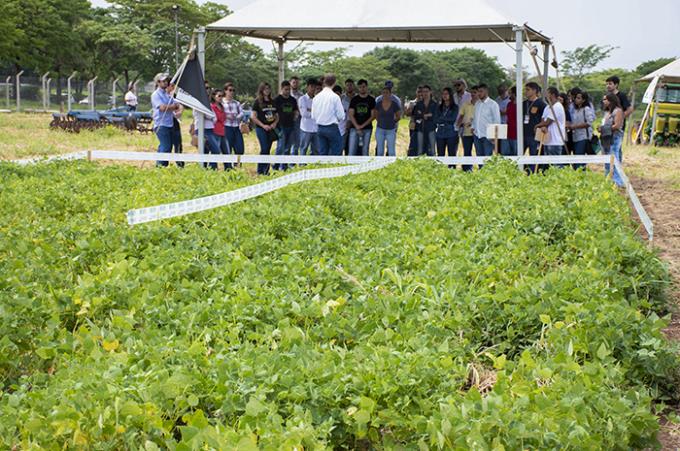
{"left": 273, "top": 80, "right": 299, "bottom": 170}
{"left": 606, "top": 75, "right": 633, "bottom": 130}
{"left": 522, "top": 82, "right": 547, "bottom": 168}
{"left": 348, "top": 79, "right": 376, "bottom": 156}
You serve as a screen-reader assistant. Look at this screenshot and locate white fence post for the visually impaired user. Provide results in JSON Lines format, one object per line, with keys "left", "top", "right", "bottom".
{"left": 41, "top": 72, "right": 49, "bottom": 112}
{"left": 46, "top": 78, "right": 52, "bottom": 110}
{"left": 16, "top": 71, "right": 24, "bottom": 112}
{"left": 87, "top": 76, "right": 98, "bottom": 110}
{"left": 67, "top": 72, "right": 77, "bottom": 112}
{"left": 112, "top": 77, "right": 120, "bottom": 109}
{"left": 5, "top": 76, "right": 10, "bottom": 110}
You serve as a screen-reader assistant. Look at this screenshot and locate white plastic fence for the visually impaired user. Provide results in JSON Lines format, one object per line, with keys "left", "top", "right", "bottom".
{"left": 126, "top": 159, "right": 395, "bottom": 225}
{"left": 3, "top": 151, "right": 653, "bottom": 241}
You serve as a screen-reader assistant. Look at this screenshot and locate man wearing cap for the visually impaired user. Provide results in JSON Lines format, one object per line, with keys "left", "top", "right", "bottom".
{"left": 151, "top": 73, "right": 181, "bottom": 167}
{"left": 452, "top": 79, "right": 471, "bottom": 152}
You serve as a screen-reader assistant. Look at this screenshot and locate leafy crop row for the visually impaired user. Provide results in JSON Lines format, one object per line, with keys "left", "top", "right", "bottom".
{"left": 0, "top": 159, "right": 676, "bottom": 449}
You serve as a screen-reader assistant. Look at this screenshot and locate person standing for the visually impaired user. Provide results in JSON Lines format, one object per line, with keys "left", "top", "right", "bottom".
{"left": 201, "top": 89, "right": 222, "bottom": 170}
{"left": 289, "top": 76, "right": 303, "bottom": 158}
{"left": 374, "top": 83, "right": 402, "bottom": 157}
{"left": 151, "top": 73, "right": 181, "bottom": 167}
{"left": 504, "top": 86, "right": 518, "bottom": 157}
{"left": 298, "top": 79, "right": 319, "bottom": 156}
{"left": 312, "top": 74, "right": 345, "bottom": 156}
{"left": 274, "top": 80, "right": 299, "bottom": 170}
{"left": 457, "top": 85, "right": 478, "bottom": 171}
{"left": 452, "top": 79, "right": 471, "bottom": 151}
{"left": 334, "top": 85, "right": 351, "bottom": 149}
{"left": 495, "top": 84, "right": 510, "bottom": 154}
{"left": 405, "top": 86, "right": 422, "bottom": 156}
{"left": 523, "top": 82, "right": 547, "bottom": 171}
{"left": 435, "top": 87, "right": 459, "bottom": 165}
{"left": 599, "top": 93, "right": 625, "bottom": 186}
{"left": 222, "top": 82, "right": 245, "bottom": 161}
{"left": 568, "top": 91, "right": 595, "bottom": 170}
{"left": 605, "top": 76, "right": 633, "bottom": 130}
{"left": 251, "top": 82, "right": 279, "bottom": 175}
{"left": 167, "top": 81, "right": 185, "bottom": 168}
{"left": 348, "top": 79, "right": 376, "bottom": 156}
{"left": 210, "top": 89, "right": 231, "bottom": 171}
{"left": 472, "top": 83, "right": 501, "bottom": 161}
{"left": 124, "top": 83, "right": 138, "bottom": 112}
{"left": 534, "top": 87, "right": 567, "bottom": 161}
{"left": 413, "top": 85, "right": 437, "bottom": 156}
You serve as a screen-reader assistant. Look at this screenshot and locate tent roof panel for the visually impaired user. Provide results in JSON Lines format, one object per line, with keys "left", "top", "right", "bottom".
{"left": 637, "top": 58, "right": 680, "bottom": 83}
{"left": 206, "top": 0, "right": 551, "bottom": 44}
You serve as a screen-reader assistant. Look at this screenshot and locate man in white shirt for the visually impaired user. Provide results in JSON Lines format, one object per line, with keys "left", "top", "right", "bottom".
{"left": 535, "top": 86, "right": 566, "bottom": 158}
{"left": 471, "top": 83, "right": 501, "bottom": 159}
{"left": 312, "top": 74, "right": 346, "bottom": 156}
{"left": 124, "top": 84, "right": 138, "bottom": 112}
{"left": 297, "top": 79, "right": 319, "bottom": 156}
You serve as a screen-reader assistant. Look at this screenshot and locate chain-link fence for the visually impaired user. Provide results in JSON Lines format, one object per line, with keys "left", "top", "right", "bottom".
{"left": 0, "top": 71, "right": 156, "bottom": 113}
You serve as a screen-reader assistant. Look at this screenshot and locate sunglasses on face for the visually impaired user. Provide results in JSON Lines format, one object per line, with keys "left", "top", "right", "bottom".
{"left": 226, "top": 88, "right": 234, "bottom": 92}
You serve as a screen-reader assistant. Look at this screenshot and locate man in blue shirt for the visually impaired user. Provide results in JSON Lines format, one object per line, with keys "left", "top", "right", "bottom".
{"left": 151, "top": 73, "right": 181, "bottom": 167}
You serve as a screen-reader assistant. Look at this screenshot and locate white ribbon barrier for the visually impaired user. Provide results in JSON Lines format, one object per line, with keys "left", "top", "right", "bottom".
{"left": 126, "top": 159, "right": 395, "bottom": 225}
{"left": 614, "top": 160, "right": 654, "bottom": 241}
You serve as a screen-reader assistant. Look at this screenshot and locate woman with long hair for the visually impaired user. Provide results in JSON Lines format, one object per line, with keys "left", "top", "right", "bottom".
{"left": 374, "top": 84, "right": 401, "bottom": 157}
{"left": 201, "top": 89, "right": 222, "bottom": 170}
{"left": 568, "top": 91, "right": 595, "bottom": 170}
{"left": 599, "top": 92, "right": 624, "bottom": 186}
{"left": 435, "top": 87, "right": 459, "bottom": 166}
{"left": 251, "top": 82, "right": 279, "bottom": 175}
{"left": 210, "top": 89, "right": 231, "bottom": 170}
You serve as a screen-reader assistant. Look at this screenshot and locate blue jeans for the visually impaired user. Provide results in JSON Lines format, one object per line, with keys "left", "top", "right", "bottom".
{"left": 524, "top": 137, "right": 540, "bottom": 173}
{"left": 474, "top": 136, "right": 494, "bottom": 168}
{"left": 349, "top": 128, "right": 373, "bottom": 156}
{"left": 544, "top": 144, "right": 564, "bottom": 170}
{"left": 417, "top": 130, "right": 436, "bottom": 156}
{"left": 462, "top": 135, "right": 474, "bottom": 172}
{"left": 317, "top": 124, "right": 343, "bottom": 156}
{"left": 500, "top": 139, "right": 518, "bottom": 156}
{"left": 218, "top": 134, "right": 232, "bottom": 170}
{"left": 299, "top": 130, "right": 318, "bottom": 156}
{"left": 573, "top": 140, "right": 587, "bottom": 170}
{"left": 274, "top": 126, "right": 295, "bottom": 170}
{"left": 204, "top": 129, "right": 221, "bottom": 170}
{"left": 155, "top": 126, "right": 173, "bottom": 167}
{"left": 225, "top": 126, "right": 245, "bottom": 155}
{"left": 408, "top": 129, "right": 418, "bottom": 156}
{"left": 255, "top": 127, "right": 273, "bottom": 175}
{"left": 604, "top": 133, "right": 624, "bottom": 186}
{"left": 375, "top": 127, "right": 397, "bottom": 157}
{"left": 290, "top": 118, "right": 301, "bottom": 156}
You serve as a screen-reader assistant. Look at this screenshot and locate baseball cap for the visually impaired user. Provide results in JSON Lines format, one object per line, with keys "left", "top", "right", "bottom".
{"left": 154, "top": 72, "right": 171, "bottom": 83}
{"left": 384, "top": 80, "right": 394, "bottom": 90}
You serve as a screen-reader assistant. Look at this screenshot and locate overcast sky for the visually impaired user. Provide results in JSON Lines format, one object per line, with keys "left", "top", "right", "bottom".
{"left": 94, "top": 0, "right": 678, "bottom": 73}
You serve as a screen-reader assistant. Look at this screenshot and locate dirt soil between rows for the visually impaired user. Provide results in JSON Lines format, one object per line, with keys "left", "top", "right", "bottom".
{"left": 629, "top": 175, "right": 680, "bottom": 449}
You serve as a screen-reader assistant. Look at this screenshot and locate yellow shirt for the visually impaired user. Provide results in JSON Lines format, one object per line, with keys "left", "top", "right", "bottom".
{"left": 460, "top": 101, "right": 475, "bottom": 137}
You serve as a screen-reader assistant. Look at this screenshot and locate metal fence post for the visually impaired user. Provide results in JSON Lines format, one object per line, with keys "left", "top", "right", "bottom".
{"left": 41, "top": 72, "right": 49, "bottom": 111}
{"left": 5, "top": 76, "right": 10, "bottom": 110}
{"left": 67, "top": 72, "right": 77, "bottom": 112}
{"left": 112, "top": 77, "right": 120, "bottom": 109}
{"left": 46, "top": 78, "right": 52, "bottom": 110}
{"left": 16, "top": 71, "right": 24, "bottom": 112}
{"left": 88, "top": 76, "right": 98, "bottom": 110}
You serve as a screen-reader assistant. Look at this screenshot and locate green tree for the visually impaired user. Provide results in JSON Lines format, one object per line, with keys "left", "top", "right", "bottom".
{"left": 635, "top": 57, "right": 676, "bottom": 77}
{"left": 561, "top": 44, "right": 617, "bottom": 84}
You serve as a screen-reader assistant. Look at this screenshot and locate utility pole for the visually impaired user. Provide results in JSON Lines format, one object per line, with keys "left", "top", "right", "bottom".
{"left": 172, "top": 5, "right": 180, "bottom": 71}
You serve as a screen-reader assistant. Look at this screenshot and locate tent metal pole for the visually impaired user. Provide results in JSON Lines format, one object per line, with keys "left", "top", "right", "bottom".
{"left": 277, "top": 40, "right": 285, "bottom": 90}
{"left": 197, "top": 27, "right": 206, "bottom": 156}
{"left": 514, "top": 27, "right": 524, "bottom": 169}
{"left": 542, "top": 43, "right": 550, "bottom": 94}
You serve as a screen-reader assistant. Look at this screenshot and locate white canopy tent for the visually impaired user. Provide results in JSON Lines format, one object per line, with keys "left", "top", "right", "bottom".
{"left": 197, "top": 0, "right": 554, "bottom": 158}
{"left": 637, "top": 58, "right": 680, "bottom": 84}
